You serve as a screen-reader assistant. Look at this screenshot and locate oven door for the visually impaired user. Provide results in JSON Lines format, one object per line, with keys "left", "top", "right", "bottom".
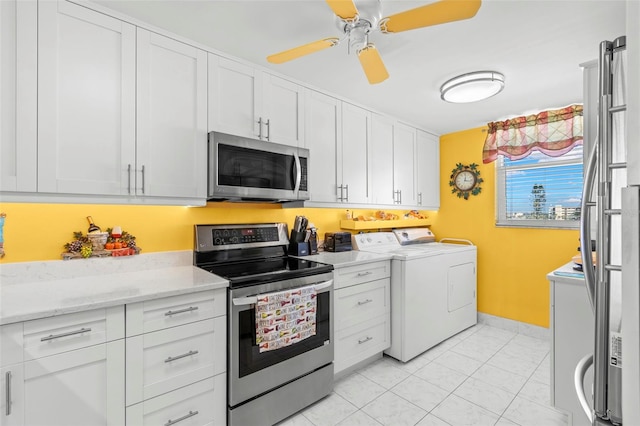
{"left": 228, "top": 272, "right": 334, "bottom": 407}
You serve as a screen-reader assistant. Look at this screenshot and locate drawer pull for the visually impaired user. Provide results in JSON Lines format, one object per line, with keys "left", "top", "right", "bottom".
{"left": 40, "top": 327, "right": 91, "bottom": 342}
{"left": 5, "top": 371, "right": 11, "bottom": 416}
{"left": 165, "top": 306, "right": 199, "bottom": 317}
{"left": 357, "top": 299, "right": 373, "bottom": 306}
{"left": 165, "top": 350, "right": 199, "bottom": 363}
{"left": 165, "top": 410, "right": 199, "bottom": 426}
{"left": 358, "top": 336, "right": 373, "bottom": 344}
{"left": 356, "top": 271, "right": 373, "bottom": 277}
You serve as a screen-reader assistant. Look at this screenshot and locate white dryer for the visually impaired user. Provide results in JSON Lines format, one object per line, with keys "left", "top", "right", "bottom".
{"left": 352, "top": 230, "right": 477, "bottom": 362}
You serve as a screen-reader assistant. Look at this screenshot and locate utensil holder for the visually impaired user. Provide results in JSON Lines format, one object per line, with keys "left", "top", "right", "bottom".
{"left": 288, "top": 242, "right": 310, "bottom": 256}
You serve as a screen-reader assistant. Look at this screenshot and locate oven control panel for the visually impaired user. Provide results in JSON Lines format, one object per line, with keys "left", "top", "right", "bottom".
{"left": 195, "top": 223, "right": 290, "bottom": 252}
{"left": 213, "top": 226, "right": 280, "bottom": 246}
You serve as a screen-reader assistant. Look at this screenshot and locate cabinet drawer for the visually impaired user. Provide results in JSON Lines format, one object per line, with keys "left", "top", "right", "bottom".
{"left": 334, "top": 261, "right": 390, "bottom": 289}
{"left": 126, "top": 316, "right": 225, "bottom": 406}
{"left": 126, "top": 374, "right": 226, "bottom": 426}
{"left": 1, "top": 323, "right": 23, "bottom": 367}
{"left": 335, "top": 315, "right": 390, "bottom": 375}
{"left": 335, "top": 278, "right": 390, "bottom": 331}
{"left": 126, "top": 290, "right": 224, "bottom": 336}
{"left": 23, "top": 306, "right": 124, "bottom": 361}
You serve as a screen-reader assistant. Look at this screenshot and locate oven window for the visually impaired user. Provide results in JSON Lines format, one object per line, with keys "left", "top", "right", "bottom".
{"left": 238, "top": 291, "right": 330, "bottom": 378}
{"left": 218, "top": 144, "right": 295, "bottom": 190}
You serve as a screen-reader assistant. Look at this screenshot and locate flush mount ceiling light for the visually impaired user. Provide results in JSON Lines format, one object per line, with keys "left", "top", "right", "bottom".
{"left": 440, "top": 71, "right": 505, "bottom": 103}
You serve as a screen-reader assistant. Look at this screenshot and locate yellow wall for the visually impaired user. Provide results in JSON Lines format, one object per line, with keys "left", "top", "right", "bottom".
{"left": 1, "top": 127, "right": 578, "bottom": 327}
{"left": 0, "top": 202, "right": 410, "bottom": 263}
{"left": 431, "top": 127, "right": 579, "bottom": 327}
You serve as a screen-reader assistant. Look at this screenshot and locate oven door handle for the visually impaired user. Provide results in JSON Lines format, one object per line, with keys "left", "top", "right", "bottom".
{"left": 232, "top": 279, "right": 334, "bottom": 306}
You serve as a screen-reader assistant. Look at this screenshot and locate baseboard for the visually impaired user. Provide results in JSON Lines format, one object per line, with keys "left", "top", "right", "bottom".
{"left": 477, "top": 312, "right": 550, "bottom": 341}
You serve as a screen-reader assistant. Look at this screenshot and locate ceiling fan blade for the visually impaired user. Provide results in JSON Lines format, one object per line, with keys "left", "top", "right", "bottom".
{"left": 267, "top": 38, "right": 340, "bottom": 64}
{"left": 380, "top": 0, "right": 481, "bottom": 33}
{"left": 325, "top": 0, "right": 359, "bottom": 21}
{"left": 357, "top": 44, "right": 389, "bottom": 84}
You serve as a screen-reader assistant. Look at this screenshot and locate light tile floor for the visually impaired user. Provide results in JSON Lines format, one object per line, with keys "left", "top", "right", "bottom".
{"left": 279, "top": 324, "right": 569, "bottom": 426}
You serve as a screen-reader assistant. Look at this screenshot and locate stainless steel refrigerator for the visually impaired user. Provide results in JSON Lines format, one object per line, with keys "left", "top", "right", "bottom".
{"left": 577, "top": 3, "right": 640, "bottom": 422}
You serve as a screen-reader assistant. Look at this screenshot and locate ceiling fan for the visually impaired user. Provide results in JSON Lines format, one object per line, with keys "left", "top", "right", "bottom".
{"left": 266, "top": 0, "right": 482, "bottom": 84}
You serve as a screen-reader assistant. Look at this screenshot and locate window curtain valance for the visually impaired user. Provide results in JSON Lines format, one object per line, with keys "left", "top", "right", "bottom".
{"left": 482, "top": 104, "right": 583, "bottom": 164}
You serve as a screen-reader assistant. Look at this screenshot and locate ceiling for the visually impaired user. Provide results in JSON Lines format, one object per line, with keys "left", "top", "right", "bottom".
{"left": 92, "top": 0, "right": 626, "bottom": 135}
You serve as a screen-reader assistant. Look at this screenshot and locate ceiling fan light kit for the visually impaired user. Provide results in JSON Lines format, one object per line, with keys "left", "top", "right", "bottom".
{"left": 266, "top": 0, "right": 482, "bottom": 85}
{"left": 440, "top": 71, "right": 505, "bottom": 103}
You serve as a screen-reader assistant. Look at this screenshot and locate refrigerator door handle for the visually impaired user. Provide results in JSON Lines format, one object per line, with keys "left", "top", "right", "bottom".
{"left": 580, "top": 139, "right": 598, "bottom": 311}
{"left": 574, "top": 353, "right": 594, "bottom": 423}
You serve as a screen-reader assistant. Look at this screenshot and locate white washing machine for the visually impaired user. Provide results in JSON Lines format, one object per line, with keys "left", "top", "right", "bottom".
{"left": 352, "top": 229, "right": 477, "bottom": 362}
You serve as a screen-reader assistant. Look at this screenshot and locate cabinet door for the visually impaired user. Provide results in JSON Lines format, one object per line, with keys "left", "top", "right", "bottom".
{"left": 37, "top": 0, "right": 136, "bottom": 195}
{"left": 304, "top": 90, "right": 341, "bottom": 202}
{"left": 340, "top": 103, "right": 370, "bottom": 204}
{"left": 369, "top": 114, "right": 395, "bottom": 205}
{"left": 23, "top": 340, "right": 125, "bottom": 426}
{"left": 136, "top": 29, "right": 207, "bottom": 199}
{"left": 416, "top": 130, "right": 440, "bottom": 208}
{"left": 261, "top": 73, "right": 305, "bottom": 147}
{"left": 208, "top": 54, "right": 261, "bottom": 139}
{"left": 0, "top": 0, "right": 37, "bottom": 192}
{"left": 393, "top": 123, "right": 417, "bottom": 206}
{"left": 0, "top": 364, "right": 25, "bottom": 426}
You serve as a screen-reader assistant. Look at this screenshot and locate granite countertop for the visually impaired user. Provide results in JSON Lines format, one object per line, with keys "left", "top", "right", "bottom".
{"left": 301, "top": 250, "right": 392, "bottom": 268}
{"left": 0, "top": 251, "right": 228, "bottom": 325}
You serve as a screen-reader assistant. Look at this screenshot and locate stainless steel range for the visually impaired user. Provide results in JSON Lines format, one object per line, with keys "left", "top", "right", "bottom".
{"left": 194, "top": 223, "right": 334, "bottom": 426}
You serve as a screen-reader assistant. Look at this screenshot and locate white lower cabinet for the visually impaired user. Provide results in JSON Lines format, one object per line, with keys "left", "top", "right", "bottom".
{"left": 0, "top": 289, "right": 228, "bottom": 426}
{"left": 333, "top": 260, "right": 391, "bottom": 376}
{"left": 23, "top": 340, "right": 125, "bottom": 426}
{"left": 126, "top": 374, "right": 226, "bottom": 426}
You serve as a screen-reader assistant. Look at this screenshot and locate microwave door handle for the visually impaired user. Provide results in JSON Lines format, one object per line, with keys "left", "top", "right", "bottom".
{"left": 293, "top": 152, "right": 302, "bottom": 193}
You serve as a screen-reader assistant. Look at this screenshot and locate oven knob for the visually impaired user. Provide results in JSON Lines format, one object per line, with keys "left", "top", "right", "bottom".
{"left": 214, "top": 238, "right": 222, "bottom": 245}
{"left": 366, "top": 237, "right": 372, "bottom": 243}
{"left": 223, "top": 230, "right": 229, "bottom": 237}
{"left": 214, "top": 230, "right": 221, "bottom": 237}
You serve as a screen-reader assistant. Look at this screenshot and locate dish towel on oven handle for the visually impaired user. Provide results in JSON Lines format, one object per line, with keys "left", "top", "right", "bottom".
{"left": 255, "top": 284, "right": 317, "bottom": 353}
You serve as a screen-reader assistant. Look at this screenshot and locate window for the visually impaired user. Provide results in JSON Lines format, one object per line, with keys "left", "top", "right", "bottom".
{"left": 496, "top": 144, "right": 583, "bottom": 228}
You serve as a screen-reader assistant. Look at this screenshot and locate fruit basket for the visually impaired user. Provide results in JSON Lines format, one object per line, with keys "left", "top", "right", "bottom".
{"left": 62, "top": 229, "right": 141, "bottom": 260}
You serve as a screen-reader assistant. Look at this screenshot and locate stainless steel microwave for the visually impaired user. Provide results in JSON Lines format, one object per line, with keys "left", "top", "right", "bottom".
{"left": 207, "top": 131, "right": 310, "bottom": 202}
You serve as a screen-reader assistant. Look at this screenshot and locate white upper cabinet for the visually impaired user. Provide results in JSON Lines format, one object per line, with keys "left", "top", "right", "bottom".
{"left": 340, "top": 103, "right": 370, "bottom": 204}
{"left": 304, "top": 90, "right": 341, "bottom": 203}
{"left": 136, "top": 29, "right": 207, "bottom": 199}
{"left": 208, "top": 55, "right": 261, "bottom": 140}
{"left": 0, "top": 0, "right": 37, "bottom": 193}
{"left": 35, "top": 1, "right": 206, "bottom": 201}
{"left": 37, "top": 0, "right": 136, "bottom": 195}
{"left": 208, "top": 55, "right": 304, "bottom": 146}
{"left": 369, "top": 114, "right": 395, "bottom": 205}
{"left": 393, "top": 122, "right": 417, "bottom": 206}
{"left": 261, "top": 73, "right": 305, "bottom": 147}
{"left": 416, "top": 130, "right": 440, "bottom": 208}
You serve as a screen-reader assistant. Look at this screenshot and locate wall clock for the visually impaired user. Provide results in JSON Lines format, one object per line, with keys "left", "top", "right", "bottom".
{"left": 449, "top": 163, "right": 483, "bottom": 200}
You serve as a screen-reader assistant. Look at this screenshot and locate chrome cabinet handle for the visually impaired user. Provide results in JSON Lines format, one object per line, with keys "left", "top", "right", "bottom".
{"left": 258, "top": 117, "right": 263, "bottom": 139}
{"left": 357, "top": 299, "right": 373, "bottom": 306}
{"left": 41, "top": 327, "right": 91, "bottom": 342}
{"left": 265, "top": 119, "right": 270, "bottom": 141}
{"left": 164, "top": 350, "right": 199, "bottom": 363}
{"left": 356, "top": 271, "right": 372, "bottom": 277}
{"left": 127, "top": 164, "right": 132, "bottom": 195}
{"left": 165, "top": 410, "right": 199, "bottom": 426}
{"left": 337, "top": 184, "right": 344, "bottom": 202}
{"left": 418, "top": 192, "right": 423, "bottom": 205}
{"left": 141, "top": 165, "right": 145, "bottom": 194}
{"left": 165, "top": 306, "right": 199, "bottom": 316}
{"left": 398, "top": 189, "right": 402, "bottom": 204}
{"left": 344, "top": 184, "right": 349, "bottom": 202}
{"left": 358, "top": 336, "right": 373, "bottom": 344}
{"left": 5, "top": 371, "right": 11, "bottom": 416}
